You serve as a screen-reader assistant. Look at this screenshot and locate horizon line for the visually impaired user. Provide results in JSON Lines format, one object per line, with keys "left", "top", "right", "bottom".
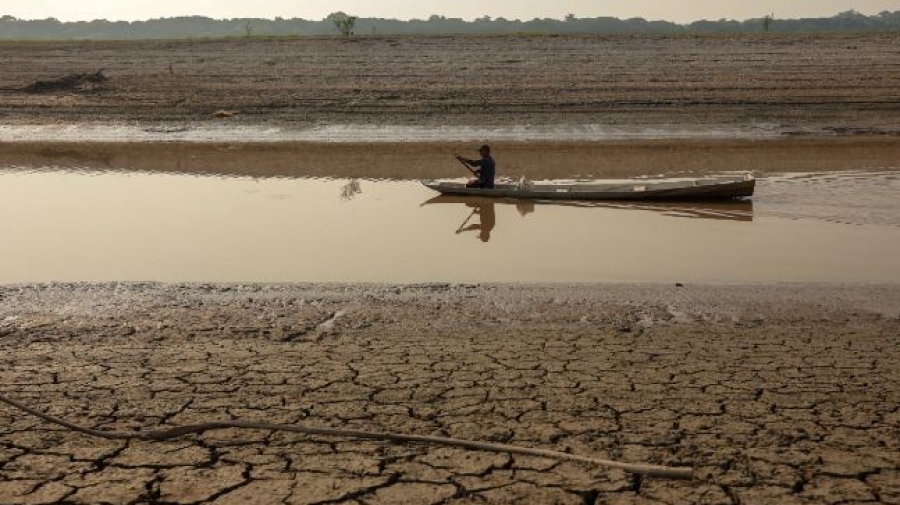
{"left": 1, "top": 9, "right": 887, "bottom": 25}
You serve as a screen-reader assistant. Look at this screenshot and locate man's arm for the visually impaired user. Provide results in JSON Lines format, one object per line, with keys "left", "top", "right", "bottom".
{"left": 455, "top": 156, "right": 481, "bottom": 175}
{"left": 456, "top": 156, "right": 486, "bottom": 167}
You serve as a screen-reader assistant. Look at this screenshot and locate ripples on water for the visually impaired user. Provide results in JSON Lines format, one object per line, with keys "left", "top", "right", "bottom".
{"left": 757, "top": 170, "right": 900, "bottom": 227}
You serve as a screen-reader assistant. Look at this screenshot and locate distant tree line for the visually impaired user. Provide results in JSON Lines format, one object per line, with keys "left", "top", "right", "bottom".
{"left": 0, "top": 10, "right": 898, "bottom": 40}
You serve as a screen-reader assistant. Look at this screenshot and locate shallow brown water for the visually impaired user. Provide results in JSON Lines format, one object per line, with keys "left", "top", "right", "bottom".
{"left": 1, "top": 167, "right": 897, "bottom": 283}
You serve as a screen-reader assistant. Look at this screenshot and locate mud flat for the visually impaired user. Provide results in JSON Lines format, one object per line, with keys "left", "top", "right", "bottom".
{"left": 0, "top": 283, "right": 898, "bottom": 504}
{"left": 2, "top": 34, "right": 900, "bottom": 180}
{"left": 3, "top": 34, "right": 899, "bottom": 181}
{"left": 1, "top": 34, "right": 900, "bottom": 132}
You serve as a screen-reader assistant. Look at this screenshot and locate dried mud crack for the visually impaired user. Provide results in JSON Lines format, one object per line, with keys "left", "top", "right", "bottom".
{"left": 1, "top": 282, "right": 898, "bottom": 504}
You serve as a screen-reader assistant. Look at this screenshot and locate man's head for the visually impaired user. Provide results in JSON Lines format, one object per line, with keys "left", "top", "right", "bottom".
{"left": 479, "top": 144, "right": 490, "bottom": 157}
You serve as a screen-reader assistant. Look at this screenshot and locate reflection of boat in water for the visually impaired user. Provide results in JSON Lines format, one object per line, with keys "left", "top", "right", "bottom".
{"left": 423, "top": 174, "right": 755, "bottom": 200}
{"left": 424, "top": 195, "right": 754, "bottom": 222}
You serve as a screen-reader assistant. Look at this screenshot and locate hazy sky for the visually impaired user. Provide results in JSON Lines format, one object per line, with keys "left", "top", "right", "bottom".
{"left": 4, "top": 1, "right": 897, "bottom": 23}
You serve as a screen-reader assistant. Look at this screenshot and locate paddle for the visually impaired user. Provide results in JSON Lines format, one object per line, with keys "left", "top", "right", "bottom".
{"left": 455, "top": 208, "right": 478, "bottom": 234}
{"left": 455, "top": 155, "right": 478, "bottom": 176}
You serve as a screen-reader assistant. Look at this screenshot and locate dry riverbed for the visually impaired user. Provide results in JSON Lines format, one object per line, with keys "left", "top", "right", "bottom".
{"left": 1, "top": 34, "right": 900, "bottom": 132}
{"left": 1, "top": 283, "right": 898, "bottom": 504}
{"left": 2, "top": 33, "right": 900, "bottom": 504}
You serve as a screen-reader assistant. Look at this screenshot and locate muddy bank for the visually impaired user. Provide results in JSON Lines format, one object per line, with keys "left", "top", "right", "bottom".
{"left": 2, "top": 137, "right": 900, "bottom": 180}
{"left": 1, "top": 283, "right": 898, "bottom": 503}
{"left": 1, "top": 35, "right": 900, "bottom": 131}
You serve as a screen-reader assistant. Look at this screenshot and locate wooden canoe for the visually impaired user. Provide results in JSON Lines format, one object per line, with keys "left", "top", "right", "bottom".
{"left": 422, "top": 174, "right": 755, "bottom": 200}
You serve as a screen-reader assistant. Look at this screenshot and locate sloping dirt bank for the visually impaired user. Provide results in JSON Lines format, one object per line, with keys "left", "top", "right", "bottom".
{"left": 1, "top": 34, "right": 899, "bottom": 131}
{"left": 2, "top": 137, "right": 899, "bottom": 180}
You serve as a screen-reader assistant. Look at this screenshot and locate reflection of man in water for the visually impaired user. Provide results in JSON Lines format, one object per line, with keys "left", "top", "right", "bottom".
{"left": 457, "top": 202, "right": 496, "bottom": 242}
{"left": 456, "top": 144, "right": 496, "bottom": 189}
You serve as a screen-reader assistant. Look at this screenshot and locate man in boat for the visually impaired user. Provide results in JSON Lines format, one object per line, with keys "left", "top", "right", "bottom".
{"left": 456, "top": 144, "right": 495, "bottom": 189}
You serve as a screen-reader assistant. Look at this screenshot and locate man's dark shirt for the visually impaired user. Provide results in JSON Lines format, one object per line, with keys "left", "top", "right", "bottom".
{"left": 471, "top": 155, "right": 495, "bottom": 188}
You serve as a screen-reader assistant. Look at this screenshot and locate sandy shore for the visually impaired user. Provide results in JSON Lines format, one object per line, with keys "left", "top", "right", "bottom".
{"left": 1, "top": 283, "right": 898, "bottom": 504}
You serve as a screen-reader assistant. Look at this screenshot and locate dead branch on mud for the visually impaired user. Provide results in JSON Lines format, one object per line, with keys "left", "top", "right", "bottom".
{"left": 0, "top": 392, "right": 692, "bottom": 479}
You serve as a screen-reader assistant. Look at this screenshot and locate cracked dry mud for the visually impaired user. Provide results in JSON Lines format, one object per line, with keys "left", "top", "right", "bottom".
{"left": 0, "top": 283, "right": 898, "bottom": 504}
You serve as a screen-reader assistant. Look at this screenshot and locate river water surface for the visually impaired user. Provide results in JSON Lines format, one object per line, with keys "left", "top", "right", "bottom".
{"left": 1, "top": 167, "right": 898, "bottom": 283}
